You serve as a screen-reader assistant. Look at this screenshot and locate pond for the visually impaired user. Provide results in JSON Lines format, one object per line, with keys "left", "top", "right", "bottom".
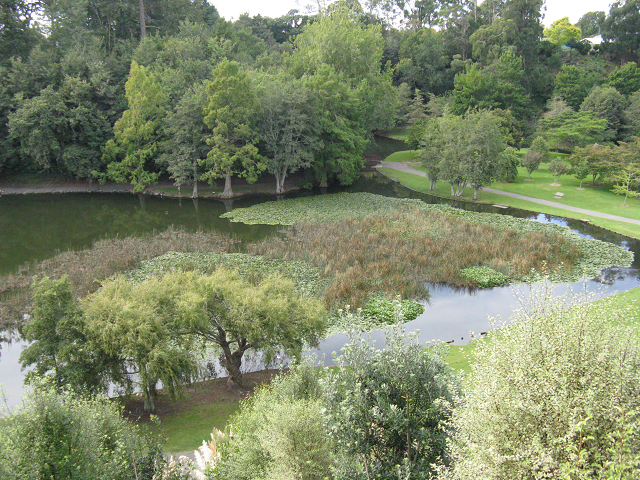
{"left": 2, "top": 138, "right": 639, "bottom": 406}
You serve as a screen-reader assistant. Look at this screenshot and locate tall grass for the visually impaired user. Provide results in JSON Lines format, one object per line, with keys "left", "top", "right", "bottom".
{"left": 0, "top": 228, "right": 236, "bottom": 330}
{"left": 249, "top": 207, "right": 580, "bottom": 308}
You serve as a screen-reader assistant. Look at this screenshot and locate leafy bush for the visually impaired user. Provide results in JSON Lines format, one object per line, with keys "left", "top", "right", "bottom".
{"left": 0, "top": 387, "right": 157, "bottom": 480}
{"left": 214, "top": 363, "right": 332, "bottom": 480}
{"left": 459, "top": 266, "right": 510, "bottom": 287}
{"left": 436, "top": 284, "right": 640, "bottom": 480}
{"left": 323, "top": 327, "right": 461, "bottom": 480}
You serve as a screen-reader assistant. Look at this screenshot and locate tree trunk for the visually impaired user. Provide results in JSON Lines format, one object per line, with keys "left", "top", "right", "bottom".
{"left": 222, "top": 168, "right": 233, "bottom": 197}
{"left": 192, "top": 166, "right": 199, "bottom": 198}
{"left": 473, "top": 186, "right": 480, "bottom": 200}
{"left": 429, "top": 178, "right": 437, "bottom": 191}
{"left": 220, "top": 339, "right": 250, "bottom": 387}
{"left": 138, "top": 0, "right": 146, "bottom": 38}
{"left": 275, "top": 171, "right": 285, "bottom": 194}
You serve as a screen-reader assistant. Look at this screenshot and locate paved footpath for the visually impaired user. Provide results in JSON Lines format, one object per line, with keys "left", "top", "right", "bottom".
{"left": 379, "top": 161, "right": 640, "bottom": 227}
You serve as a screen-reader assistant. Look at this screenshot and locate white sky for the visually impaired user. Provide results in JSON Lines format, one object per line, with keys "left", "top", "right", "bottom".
{"left": 210, "top": 0, "right": 613, "bottom": 27}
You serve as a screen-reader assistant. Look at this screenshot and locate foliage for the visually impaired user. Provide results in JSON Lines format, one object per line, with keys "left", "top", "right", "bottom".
{"left": 452, "top": 50, "right": 530, "bottom": 120}
{"left": 255, "top": 74, "right": 321, "bottom": 194}
{"left": 521, "top": 150, "right": 542, "bottom": 180}
{"left": 202, "top": 60, "right": 264, "bottom": 198}
{"left": 323, "top": 327, "right": 461, "bottom": 479}
{"left": 151, "top": 269, "right": 327, "bottom": 386}
{"left": 549, "top": 158, "right": 568, "bottom": 183}
{"left": 215, "top": 363, "right": 332, "bottom": 480}
{"left": 102, "top": 60, "right": 165, "bottom": 193}
{"left": 543, "top": 17, "right": 582, "bottom": 46}
{"left": 8, "top": 77, "right": 111, "bottom": 179}
{"left": 0, "top": 387, "right": 156, "bottom": 480}
{"left": 82, "top": 275, "right": 202, "bottom": 412}
{"left": 536, "top": 109, "right": 609, "bottom": 152}
{"left": 602, "top": 0, "right": 640, "bottom": 60}
{"left": 436, "top": 285, "right": 640, "bottom": 479}
{"left": 554, "top": 65, "right": 588, "bottom": 110}
{"left": 459, "top": 266, "right": 510, "bottom": 287}
{"left": 19, "top": 276, "right": 108, "bottom": 394}
{"left": 608, "top": 62, "right": 640, "bottom": 96}
{"left": 579, "top": 85, "right": 627, "bottom": 140}
{"left": 576, "top": 11, "right": 605, "bottom": 38}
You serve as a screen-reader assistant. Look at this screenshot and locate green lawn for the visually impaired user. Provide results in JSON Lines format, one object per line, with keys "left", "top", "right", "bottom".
{"left": 445, "top": 285, "right": 640, "bottom": 374}
{"left": 379, "top": 157, "right": 640, "bottom": 239}
{"left": 378, "top": 127, "right": 411, "bottom": 141}
{"left": 145, "top": 400, "right": 240, "bottom": 454}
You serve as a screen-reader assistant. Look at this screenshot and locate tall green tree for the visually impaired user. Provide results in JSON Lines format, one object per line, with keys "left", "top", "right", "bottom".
{"left": 576, "top": 11, "right": 605, "bottom": 37}
{"left": 0, "top": 0, "right": 42, "bottom": 65}
{"left": 602, "top": 0, "right": 640, "bottom": 61}
{"left": 158, "top": 83, "right": 209, "bottom": 197}
{"left": 102, "top": 60, "right": 166, "bottom": 192}
{"left": 608, "top": 61, "right": 640, "bottom": 96}
{"left": 9, "top": 77, "right": 111, "bottom": 179}
{"left": 501, "top": 0, "right": 544, "bottom": 71}
{"left": 579, "top": 85, "right": 627, "bottom": 140}
{"left": 461, "top": 109, "right": 509, "bottom": 199}
{"left": 202, "top": 60, "right": 263, "bottom": 198}
{"left": 452, "top": 49, "right": 529, "bottom": 119}
{"left": 536, "top": 110, "right": 609, "bottom": 152}
{"left": 554, "top": 65, "right": 588, "bottom": 110}
{"left": 543, "top": 17, "right": 582, "bottom": 46}
{"left": 256, "top": 75, "right": 321, "bottom": 194}
{"left": 623, "top": 91, "right": 640, "bottom": 139}
{"left": 19, "top": 276, "right": 109, "bottom": 394}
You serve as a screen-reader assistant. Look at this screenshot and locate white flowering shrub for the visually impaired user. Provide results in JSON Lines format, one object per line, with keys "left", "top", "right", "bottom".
{"left": 436, "top": 284, "right": 640, "bottom": 480}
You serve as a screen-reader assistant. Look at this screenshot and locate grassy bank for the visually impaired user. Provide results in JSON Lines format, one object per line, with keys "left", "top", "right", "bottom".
{"left": 378, "top": 163, "right": 640, "bottom": 239}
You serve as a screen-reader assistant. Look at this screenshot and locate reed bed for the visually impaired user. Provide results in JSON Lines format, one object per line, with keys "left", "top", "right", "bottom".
{"left": 249, "top": 208, "right": 581, "bottom": 308}
{"left": 0, "top": 228, "right": 236, "bottom": 330}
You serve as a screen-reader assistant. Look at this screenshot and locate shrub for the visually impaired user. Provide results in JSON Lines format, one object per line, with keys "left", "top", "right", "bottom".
{"left": 437, "top": 284, "right": 640, "bottom": 480}
{"left": 214, "top": 363, "right": 332, "bottom": 480}
{"left": 323, "top": 327, "right": 461, "bottom": 480}
{"left": 0, "top": 387, "right": 157, "bottom": 480}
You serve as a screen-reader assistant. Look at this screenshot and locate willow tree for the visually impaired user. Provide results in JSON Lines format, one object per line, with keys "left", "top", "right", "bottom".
{"left": 202, "top": 60, "right": 263, "bottom": 198}
{"left": 169, "top": 269, "right": 327, "bottom": 387}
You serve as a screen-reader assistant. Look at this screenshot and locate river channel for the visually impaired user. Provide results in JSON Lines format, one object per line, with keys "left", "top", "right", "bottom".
{"left": 1, "top": 137, "right": 639, "bottom": 408}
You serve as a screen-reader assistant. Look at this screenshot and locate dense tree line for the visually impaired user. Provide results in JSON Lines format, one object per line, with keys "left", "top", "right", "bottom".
{"left": 2, "top": 0, "right": 640, "bottom": 194}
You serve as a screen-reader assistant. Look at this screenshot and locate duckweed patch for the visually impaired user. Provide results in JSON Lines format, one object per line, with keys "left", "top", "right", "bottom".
{"left": 459, "top": 266, "right": 511, "bottom": 288}
{"left": 130, "top": 252, "right": 324, "bottom": 297}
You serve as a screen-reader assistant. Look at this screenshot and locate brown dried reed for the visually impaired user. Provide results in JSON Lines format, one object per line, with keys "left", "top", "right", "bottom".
{"left": 0, "top": 228, "right": 236, "bottom": 331}
{"left": 248, "top": 208, "right": 579, "bottom": 308}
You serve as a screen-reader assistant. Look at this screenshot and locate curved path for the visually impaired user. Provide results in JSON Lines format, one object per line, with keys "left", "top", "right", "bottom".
{"left": 378, "top": 161, "right": 640, "bottom": 227}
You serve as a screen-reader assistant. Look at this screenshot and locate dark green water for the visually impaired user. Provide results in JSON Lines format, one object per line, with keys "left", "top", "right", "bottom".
{"left": 0, "top": 193, "right": 282, "bottom": 275}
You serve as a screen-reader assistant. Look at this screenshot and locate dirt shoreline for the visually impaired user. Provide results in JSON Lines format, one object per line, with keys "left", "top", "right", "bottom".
{"left": 0, "top": 177, "right": 304, "bottom": 198}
